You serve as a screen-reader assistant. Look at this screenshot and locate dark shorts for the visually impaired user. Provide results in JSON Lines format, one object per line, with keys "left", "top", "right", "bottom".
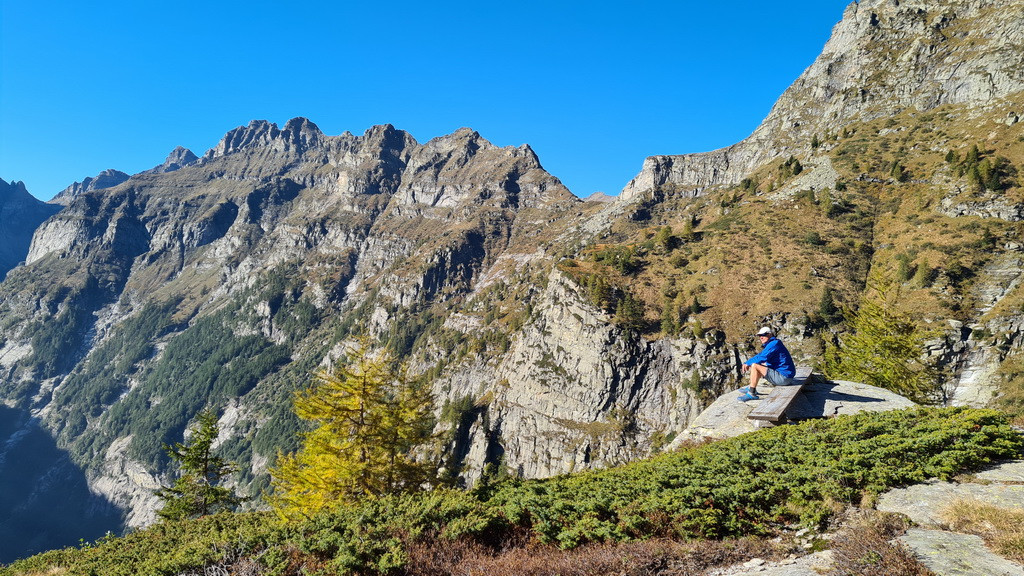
{"left": 766, "top": 368, "right": 794, "bottom": 386}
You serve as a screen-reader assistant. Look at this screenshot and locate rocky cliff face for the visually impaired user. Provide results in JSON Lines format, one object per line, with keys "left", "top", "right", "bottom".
{"left": 437, "top": 269, "right": 736, "bottom": 484}
{"left": 621, "top": 0, "right": 1024, "bottom": 200}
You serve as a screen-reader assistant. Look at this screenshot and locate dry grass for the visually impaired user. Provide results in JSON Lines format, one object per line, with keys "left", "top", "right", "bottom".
{"left": 827, "top": 510, "right": 935, "bottom": 576}
{"left": 403, "top": 534, "right": 797, "bottom": 576}
{"left": 941, "top": 497, "right": 1024, "bottom": 563}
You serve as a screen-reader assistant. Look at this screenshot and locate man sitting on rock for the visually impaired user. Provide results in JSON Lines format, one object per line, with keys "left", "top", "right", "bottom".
{"left": 738, "top": 327, "right": 796, "bottom": 402}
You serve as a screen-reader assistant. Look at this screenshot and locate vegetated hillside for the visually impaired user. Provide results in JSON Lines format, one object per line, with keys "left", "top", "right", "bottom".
{"left": 2, "top": 407, "right": 1020, "bottom": 576}
{"left": 2, "top": 0, "right": 1024, "bottom": 559}
{"left": 0, "top": 120, "right": 594, "bottom": 536}
{"left": 590, "top": 93, "right": 1024, "bottom": 409}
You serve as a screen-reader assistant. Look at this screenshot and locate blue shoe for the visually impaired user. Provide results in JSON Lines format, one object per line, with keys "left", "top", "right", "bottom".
{"left": 739, "top": 386, "right": 756, "bottom": 394}
{"left": 738, "top": 391, "right": 760, "bottom": 402}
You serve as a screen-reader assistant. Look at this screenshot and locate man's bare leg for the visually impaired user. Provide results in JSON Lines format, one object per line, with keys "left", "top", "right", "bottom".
{"left": 748, "top": 363, "right": 768, "bottom": 393}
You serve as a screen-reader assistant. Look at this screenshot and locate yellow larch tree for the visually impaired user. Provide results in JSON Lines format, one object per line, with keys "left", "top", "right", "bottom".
{"left": 269, "top": 339, "right": 437, "bottom": 518}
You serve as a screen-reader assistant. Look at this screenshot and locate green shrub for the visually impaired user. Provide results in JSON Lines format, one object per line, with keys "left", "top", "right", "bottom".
{"left": 5, "top": 407, "right": 1019, "bottom": 576}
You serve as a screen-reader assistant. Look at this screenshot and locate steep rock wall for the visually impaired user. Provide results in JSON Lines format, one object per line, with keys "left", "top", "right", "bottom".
{"left": 621, "top": 0, "right": 1024, "bottom": 201}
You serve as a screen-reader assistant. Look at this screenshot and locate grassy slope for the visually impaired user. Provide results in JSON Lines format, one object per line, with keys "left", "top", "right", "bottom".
{"left": 3, "top": 407, "right": 1020, "bottom": 576}
{"left": 561, "top": 97, "right": 1024, "bottom": 417}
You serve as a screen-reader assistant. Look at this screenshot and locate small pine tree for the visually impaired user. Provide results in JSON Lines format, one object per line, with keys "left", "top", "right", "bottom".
{"left": 155, "top": 410, "right": 240, "bottom": 521}
{"left": 823, "top": 279, "right": 940, "bottom": 403}
{"left": 913, "top": 260, "right": 937, "bottom": 288}
{"left": 818, "top": 286, "right": 841, "bottom": 325}
{"left": 616, "top": 293, "right": 646, "bottom": 333}
{"left": 894, "top": 253, "right": 914, "bottom": 282}
{"left": 588, "top": 275, "right": 615, "bottom": 312}
{"left": 890, "top": 161, "right": 909, "bottom": 182}
{"left": 660, "top": 297, "right": 678, "bottom": 335}
{"left": 966, "top": 144, "right": 981, "bottom": 165}
{"left": 689, "top": 295, "right": 702, "bottom": 315}
{"left": 967, "top": 164, "right": 984, "bottom": 193}
{"left": 269, "top": 339, "right": 437, "bottom": 518}
{"left": 680, "top": 218, "right": 696, "bottom": 242}
{"left": 654, "top": 226, "right": 675, "bottom": 252}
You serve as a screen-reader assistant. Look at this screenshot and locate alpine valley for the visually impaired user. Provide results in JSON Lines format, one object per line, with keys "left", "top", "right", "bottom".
{"left": 2, "top": 0, "right": 1024, "bottom": 561}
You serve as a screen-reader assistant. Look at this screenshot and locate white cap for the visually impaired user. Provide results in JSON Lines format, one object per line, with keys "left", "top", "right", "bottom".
{"left": 756, "top": 326, "right": 773, "bottom": 336}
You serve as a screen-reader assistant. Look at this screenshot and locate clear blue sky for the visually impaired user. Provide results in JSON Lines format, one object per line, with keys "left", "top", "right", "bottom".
{"left": 1, "top": 1, "right": 851, "bottom": 201}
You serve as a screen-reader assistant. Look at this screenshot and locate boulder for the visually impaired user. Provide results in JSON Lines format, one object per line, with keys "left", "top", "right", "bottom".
{"left": 678, "top": 379, "right": 917, "bottom": 442}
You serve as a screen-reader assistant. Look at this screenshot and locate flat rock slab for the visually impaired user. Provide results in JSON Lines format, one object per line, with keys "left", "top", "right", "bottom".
{"left": 784, "top": 379, "right": 917, "bottom": 419}
{"left": 976, "top": 459, "right": 1024, "bottom": 483}
{"left": 900, "top": 528, "right": 1024, "bottom": 576}
{"left": 677, "top": 379, "right": 916, "bottom": 442}
{"left": 876, "top": 464, "right": 1024, "bottom": 526}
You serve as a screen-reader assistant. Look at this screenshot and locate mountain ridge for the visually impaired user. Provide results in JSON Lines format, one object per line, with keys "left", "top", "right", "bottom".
{"left": 620, "top": 0, "right": 1024, "bottom": 201}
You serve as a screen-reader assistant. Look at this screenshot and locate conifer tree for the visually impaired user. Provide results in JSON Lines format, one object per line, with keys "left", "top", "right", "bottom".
{"left": 818, "top": 286, "right": 841, "bottom": 325}
{"left": 269, "top": 339, "right": 436, "bottom": 518}
{"left": 615, "top": 293, "right": 646, "bottom": 333}
{"left": 824, "top": 279, "right": 940, "bottom": 403}
{"left": 155, "top": 409, "right": 240, "bottom": 521}
{"left": 680, "top": 218, "right": 696, "bottom": 242}
{"left": 654, "top": 226, "right": 675, "bottom": 252}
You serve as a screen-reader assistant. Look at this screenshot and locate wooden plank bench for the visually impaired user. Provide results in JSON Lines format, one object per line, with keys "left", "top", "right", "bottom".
{"left": 747, "top": 366, "right": 813, "bottom": 425}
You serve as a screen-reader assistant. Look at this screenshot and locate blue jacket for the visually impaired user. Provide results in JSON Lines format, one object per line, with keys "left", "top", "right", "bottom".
{"left": 744, "top": 337, "right": 796, "bottom": 378}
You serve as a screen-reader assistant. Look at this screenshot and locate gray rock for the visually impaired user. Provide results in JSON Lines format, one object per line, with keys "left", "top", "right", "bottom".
{"left": 900, "top": 528, "right": 1024, "bottom": 576}
{"left": 976, "top": 460, "right": 1024, "bottom": 483}
{"left": 707, "top": 551, "right": 834, "bottom": 576}
{"left": 876, "top": 466, "right": 1024, "bottom": 526}
{"left": 142, "top": 146, "right": 199, "bottom": 174}
{"left": 679, "top": 379, "right": 916, "bottom": 442}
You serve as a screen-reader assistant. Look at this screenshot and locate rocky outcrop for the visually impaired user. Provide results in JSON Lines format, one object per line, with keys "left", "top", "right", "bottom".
{"left": 205, "top": 117, "right": 325, "bottom": 160}
{"left": 439, "top": 269, "right": 736, "bottom": 483}
{"left": 678, "top": 379, "right": 918, "bottom": 442}
{"left": 621, "top": 0, "right": 1024, "bottom": 201}
{"left": 878, "top": 460, "right": 1024, "bottom": 576}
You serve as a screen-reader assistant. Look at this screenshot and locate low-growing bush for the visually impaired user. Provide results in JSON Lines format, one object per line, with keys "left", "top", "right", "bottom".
{"left": 3, "top": 407, "right": 1020, "bottom": 576}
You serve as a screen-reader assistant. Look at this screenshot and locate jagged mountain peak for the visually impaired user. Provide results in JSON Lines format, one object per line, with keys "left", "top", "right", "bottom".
{"left": 422, "top": 127, "right": 488, "bottom": 156}
{"left": 0, "top": 178, "right": 61, "bottom": 279}
{"left": 205, "top": 117, "right": 325, "bottom": 159}
{"left": 0, "top": 178, "right": 30, "bottom": 200}
{"left": 358, "top": 123, "right": 416, "bottom": 153}
{"left": 143, "top": 146, "right": 199, "bottom": 175}
{"left": 50, "top": 169, "right": 131, "bottom": 206}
